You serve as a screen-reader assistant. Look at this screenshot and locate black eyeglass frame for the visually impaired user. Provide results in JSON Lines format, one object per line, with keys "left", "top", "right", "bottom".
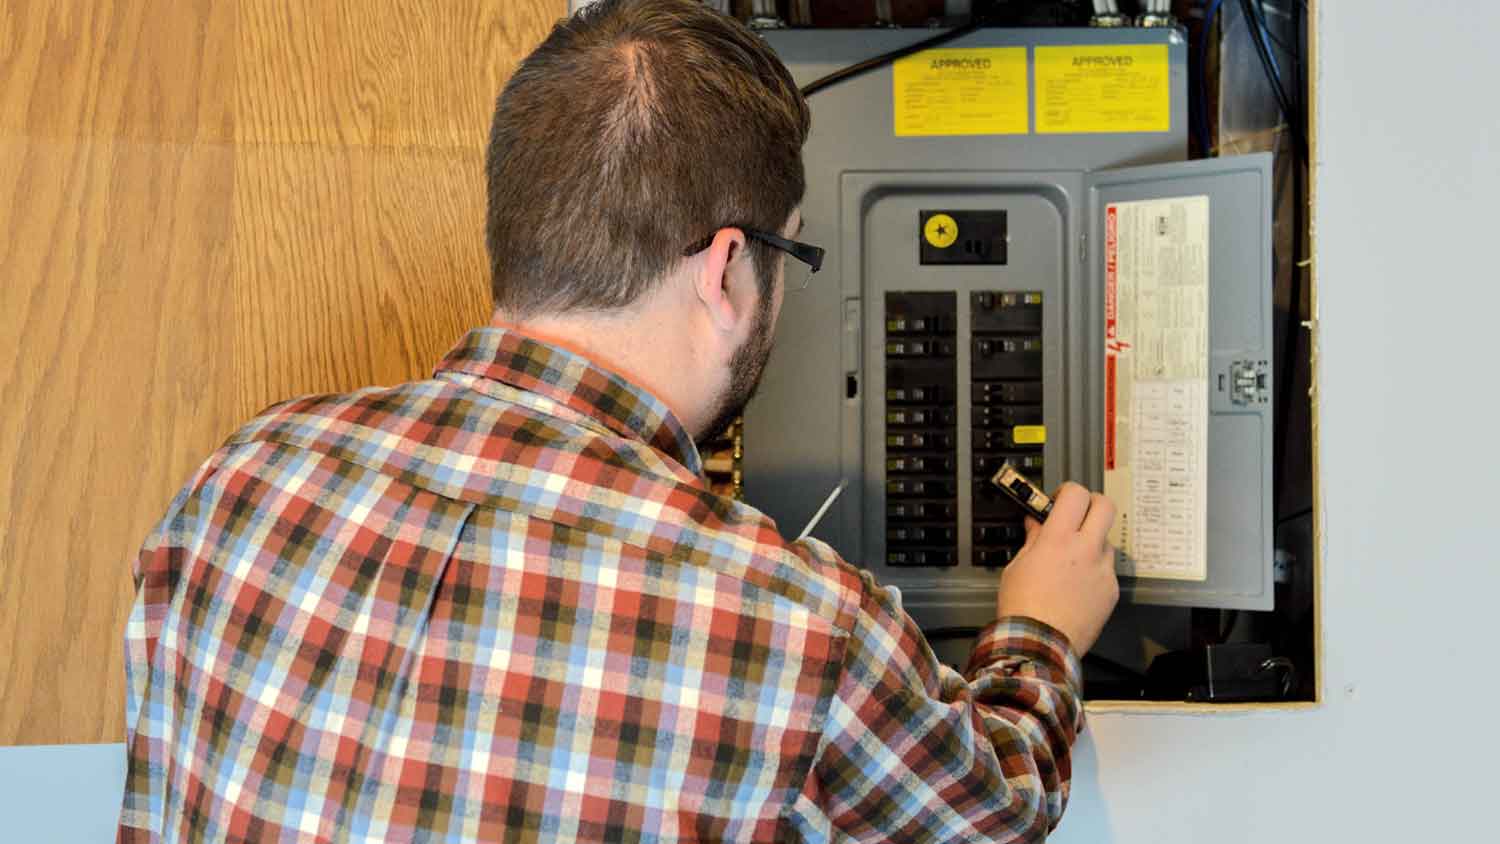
{"left": 682, "top": 227, "right": 825, "bottom": 276}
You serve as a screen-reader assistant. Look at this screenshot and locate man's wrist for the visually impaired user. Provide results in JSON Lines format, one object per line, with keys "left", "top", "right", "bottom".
{"left": 964, "top": 615, "right": 1085, "bottom": 697}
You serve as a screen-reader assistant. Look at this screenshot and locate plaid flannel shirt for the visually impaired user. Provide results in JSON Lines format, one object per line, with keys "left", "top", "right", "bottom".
{"left": 120, "top": 327, "right": 1085, "bottom": 843}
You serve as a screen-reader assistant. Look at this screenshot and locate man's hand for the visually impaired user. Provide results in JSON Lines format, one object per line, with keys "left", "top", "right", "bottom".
{"left": 995, "top": 483, "right": 1120, "bottom": 657}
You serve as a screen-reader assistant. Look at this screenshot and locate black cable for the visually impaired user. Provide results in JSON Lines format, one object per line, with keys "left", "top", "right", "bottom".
{"left": 1273, "top": 146, "right": 1303, "bottom": 513}
{"left": 1271, "top": 0, "right": 1308, "bottom": 521}
{"left": 799, "top": 21, "right": 983, "bottom": 98}
{"left": 1260, "top": 21, "right": 1298, "bottom": 57}
{"left": 1218, "top": 609, "right": 1239, "bottom": 643}
{"left": 1243, "top": 0, "right": 1296, "bottom": 114}
{"left": 1194, "top": 0, "right": 1226, "bottom": 156}
{"left": 1239, "top": 0, "right": 1307, "bottom": 162}
{"left": 1276, "top": 506, "right": 1312, "bottom": 526}
{"left": 1258, "top": 656, "right": 1297, "bottom": 697}
{"left": 1250, "top": 0, "right": 1303, "bottom": 56}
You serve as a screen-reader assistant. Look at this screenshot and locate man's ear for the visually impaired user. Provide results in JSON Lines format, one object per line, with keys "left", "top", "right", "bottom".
{"left": 693, "top": 227, "right": 751, "bottom": 332}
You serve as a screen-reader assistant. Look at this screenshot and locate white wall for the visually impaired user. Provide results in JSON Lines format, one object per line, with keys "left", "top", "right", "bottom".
{"left": 5, "top": 2, "right": 1498, "bottom": 840}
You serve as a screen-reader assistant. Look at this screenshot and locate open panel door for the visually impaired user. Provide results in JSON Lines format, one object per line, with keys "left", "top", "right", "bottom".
{"left": 1083, "top": 153, "right": 1275, "bottom": 610}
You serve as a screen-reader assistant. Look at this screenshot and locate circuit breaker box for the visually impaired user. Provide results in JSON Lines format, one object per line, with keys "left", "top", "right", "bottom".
{"left": 747, "top": 28, "right": 1276, "bottom": 633}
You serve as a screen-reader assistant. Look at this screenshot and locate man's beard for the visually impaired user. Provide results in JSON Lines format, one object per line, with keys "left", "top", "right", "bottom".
{"left": 697, "top": 293, "right": 775, "bottom": 447}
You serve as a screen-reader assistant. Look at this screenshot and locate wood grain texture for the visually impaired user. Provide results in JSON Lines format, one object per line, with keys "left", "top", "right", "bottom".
{"left": 231, "top": 143, "right": 492, "bottom": 416}
{"left": 0, "top": 0, "right": 564, "bottom": 746}
{"left": 0, "top": 137, "right": 236, "bottom": 744}
{"left": 236, "top": 0, "right": 561, "bottom": 149}
{"left": 0, "top": 0, "right": 236, "bottom": 141}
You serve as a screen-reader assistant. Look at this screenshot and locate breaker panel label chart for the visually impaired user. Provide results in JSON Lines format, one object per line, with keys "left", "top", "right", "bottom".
{"left": 1104, "top": 195, "right": 1210, "bottom": 582}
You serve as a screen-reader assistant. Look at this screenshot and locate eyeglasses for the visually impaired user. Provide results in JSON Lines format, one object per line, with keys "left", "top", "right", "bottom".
{"left": 682, "top": 226, "right": 826, "bottom": 291}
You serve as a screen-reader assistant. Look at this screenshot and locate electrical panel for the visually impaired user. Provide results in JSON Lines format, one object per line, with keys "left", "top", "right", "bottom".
{"left": 746, "top": 27, "right": 1276, "bottom": 633}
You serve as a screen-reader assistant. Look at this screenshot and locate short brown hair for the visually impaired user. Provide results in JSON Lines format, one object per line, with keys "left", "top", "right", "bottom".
{"left": 484, "top": 0, "right": 810, "bottom": 316}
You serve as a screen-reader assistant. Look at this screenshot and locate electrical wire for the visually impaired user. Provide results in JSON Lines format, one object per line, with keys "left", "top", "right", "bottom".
{"left": 798, "top": 21, "right": 982, "bottom": 98}
{"left": 1196, "top": 0, "right": 1227, "bottom": 154}
{"left": 1251, "top": 0, "right": 1308, "bottom": 54}
{"left": 1198, "top": 1, "right": 1306, "bottom": 156}
{"left": 1258, "top": 656, "right": 1297, "bottom": 697}
{"left": 1218, "top": 609, "right": 1239, "bottom": 643}
{"left": 1258, "top": 19, "right": 1298, "bottom": 56}
{"left": 1276, "top": 506, "right": 1313, "bottom": 526}
{"left": 1257, "top": 1, "right": 1312, "bottom": 700}
{"left": 1246, "top": 1, "right": 1286, "bottom": 83}
{"left": 1265, "top": 0, "right": 1308, "bottom": 520}
{"left": 1239, "top": 0, "right": 1307, "bottom": 162}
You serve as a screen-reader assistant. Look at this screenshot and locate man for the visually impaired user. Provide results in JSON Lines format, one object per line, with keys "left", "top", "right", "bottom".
{"left": 119, "top": 0, "right": 1119, "bottom": 840}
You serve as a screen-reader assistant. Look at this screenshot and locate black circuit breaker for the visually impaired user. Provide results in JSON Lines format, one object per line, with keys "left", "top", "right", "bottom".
{"left": 971, "top": 291, "right": 1045, "bottom": 568}
{"left": 884, "top": 292, "right": 958, "bottom": 567}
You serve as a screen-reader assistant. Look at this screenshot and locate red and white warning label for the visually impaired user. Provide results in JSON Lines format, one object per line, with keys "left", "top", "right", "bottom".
{"left": 1103, "top": 195, "right": 1211, "bottom": 582}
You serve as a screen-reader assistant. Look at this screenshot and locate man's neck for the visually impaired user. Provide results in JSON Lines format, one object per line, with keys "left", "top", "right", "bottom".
{"left": 489, "top": 309, "right": 705, "bottom": 436}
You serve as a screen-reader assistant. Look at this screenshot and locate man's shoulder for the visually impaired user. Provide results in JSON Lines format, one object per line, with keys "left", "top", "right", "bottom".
{"left": 669, "top": 496, "right": 867, "bottom": 636}
{"left": 224, "top": 376, "right": 682, "bottom": 498}
{"left": 216, "top": 378, "right": 867, "bottom": 634}
{"left": 229, "top": 378, "right": 472, "bottom": 448}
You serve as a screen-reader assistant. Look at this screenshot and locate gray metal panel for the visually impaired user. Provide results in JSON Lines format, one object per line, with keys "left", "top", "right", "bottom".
{"left": 1083, "top": 153, "right": 1276, "bottom": 610}
{"left": 747, "top": 28, "right": 1188, "bottom": 561}
{"left": 838, "top": 171, "right": 1082, "bottom": 629}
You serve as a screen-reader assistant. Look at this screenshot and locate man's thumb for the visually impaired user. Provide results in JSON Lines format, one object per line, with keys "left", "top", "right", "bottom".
{"left": 1020, "top": 516, "right": 1042, "bottom": 549}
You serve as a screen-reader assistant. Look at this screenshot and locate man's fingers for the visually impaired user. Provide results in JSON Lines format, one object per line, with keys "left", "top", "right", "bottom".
{"left": 1080, "top": 492, "right": 1117, "bottom": 545}
{"left": 1044, "top": 483, "right": 1091, "bottom": 533}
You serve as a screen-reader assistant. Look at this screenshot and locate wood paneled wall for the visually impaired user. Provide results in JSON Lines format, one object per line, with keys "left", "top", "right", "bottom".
{"left": 0, "top": 0, "right": 566, "bottom": 746}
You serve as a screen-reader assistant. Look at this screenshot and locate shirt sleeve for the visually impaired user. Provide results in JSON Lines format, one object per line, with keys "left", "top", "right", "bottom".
{"left": 795, "top": 565, "right": 1085, "bottom": 843}
{"left": 123, "top": 451, "right": 227, "bottom": 737}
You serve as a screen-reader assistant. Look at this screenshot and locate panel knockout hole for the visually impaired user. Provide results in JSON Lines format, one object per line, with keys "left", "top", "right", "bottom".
{"left": 845, "top": 374, "right": 859, "bottom": 399}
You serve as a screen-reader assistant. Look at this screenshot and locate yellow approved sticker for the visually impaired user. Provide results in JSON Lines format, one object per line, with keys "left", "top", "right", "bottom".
{"left": 1034, "top": 44, "right": 1170, "bottom": 134}
{"left": 893, "top": 47, "right": 1028, "bottom": 137}
{"left": 1013, "top": 425, "right": 1047, "bottom": 446}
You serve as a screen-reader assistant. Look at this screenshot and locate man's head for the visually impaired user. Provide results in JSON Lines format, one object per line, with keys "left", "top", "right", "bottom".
{"left": 484, "top": 0, "right": 811, "bottom": 441}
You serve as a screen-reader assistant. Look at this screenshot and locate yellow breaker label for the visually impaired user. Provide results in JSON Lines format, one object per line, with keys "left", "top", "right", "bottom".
{"left": 1034, "top": 44, "right": 1171, "bottom": 134}
{"left": 1013, "top": 425, "right": 1047, "bottom": 445}
{"left": 892, "top": 48, "right": 1028, "bottom": 137}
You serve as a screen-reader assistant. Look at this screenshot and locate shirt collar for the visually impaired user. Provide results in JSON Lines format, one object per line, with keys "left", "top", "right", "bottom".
{"left": 435, "top": 327, "right": 703, "bottom": 476}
